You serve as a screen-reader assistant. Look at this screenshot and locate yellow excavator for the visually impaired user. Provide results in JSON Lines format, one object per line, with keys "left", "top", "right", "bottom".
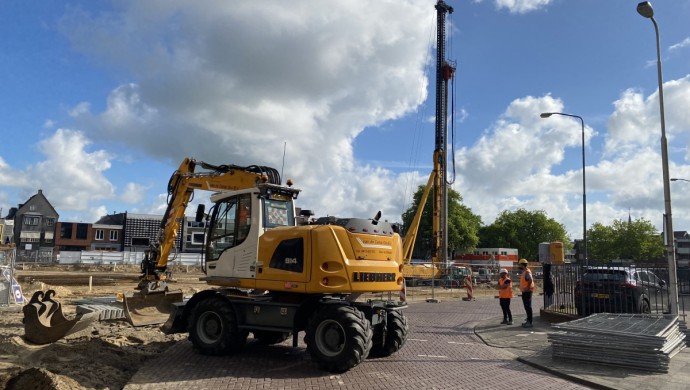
{"left": 124, "top": 157, "right": 407, "bottom": 372}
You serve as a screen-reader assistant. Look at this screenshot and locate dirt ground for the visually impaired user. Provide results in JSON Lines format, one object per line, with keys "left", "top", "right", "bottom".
{"left": 0, "top": 264, "right": 207, "bottom": 390}
{"left": 0, "top": 265, "right": 515, "bottom": 390}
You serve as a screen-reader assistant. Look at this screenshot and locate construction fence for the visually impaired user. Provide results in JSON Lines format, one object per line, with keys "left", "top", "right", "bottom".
{"left": 542, "top": 262, "right": 690, "bottom": 323}
{"left": 48, "top": 251, "right": 203, "bottom": 266}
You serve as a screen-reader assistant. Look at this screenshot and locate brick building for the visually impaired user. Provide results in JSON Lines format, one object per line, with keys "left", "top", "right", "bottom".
{"left": 54, "top": 222, "right": 93, "bottom": 253}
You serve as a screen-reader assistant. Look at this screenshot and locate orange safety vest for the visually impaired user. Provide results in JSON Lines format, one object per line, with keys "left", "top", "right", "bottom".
{"left": 498, "top": 276, "right": 513, "bottom": 299}
{"left": 520, "top": 268, "right": 535, "bottom": 292}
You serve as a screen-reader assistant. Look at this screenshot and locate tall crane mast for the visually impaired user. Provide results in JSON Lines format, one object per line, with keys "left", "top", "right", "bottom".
{"left": 433, "top": 0, "right": 455, "bottom": 268}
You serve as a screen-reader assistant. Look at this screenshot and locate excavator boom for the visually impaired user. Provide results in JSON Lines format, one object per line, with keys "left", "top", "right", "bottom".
{"left": 125, "top": 157, "right": 283, "bottom": 326}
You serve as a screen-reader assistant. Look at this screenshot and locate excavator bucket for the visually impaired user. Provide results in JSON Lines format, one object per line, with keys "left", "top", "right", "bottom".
{"left": 123, "top": 289, "right": 184, "bottom": 327}
{"left": 23, "top": 290, "right": 100, "bottom": 345}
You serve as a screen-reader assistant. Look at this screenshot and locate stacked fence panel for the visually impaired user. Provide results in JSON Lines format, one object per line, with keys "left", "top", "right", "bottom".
{"left": 548, "top": 313, "right": 686, "bottom": 373}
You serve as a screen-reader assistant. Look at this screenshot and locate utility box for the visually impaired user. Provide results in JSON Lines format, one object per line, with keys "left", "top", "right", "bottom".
{"left": 549, "top": 241, "right": 565, "bottom": 265}
{"left": 539, "top": 241, "right": 564, "bottom": 264}
{"left": 539, "top": 242, "right": 551, "bottom": 263}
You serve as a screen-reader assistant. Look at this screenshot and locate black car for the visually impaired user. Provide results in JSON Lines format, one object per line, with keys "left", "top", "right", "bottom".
{"left": 574, "top": 267, "right": 670, "bottom": 316}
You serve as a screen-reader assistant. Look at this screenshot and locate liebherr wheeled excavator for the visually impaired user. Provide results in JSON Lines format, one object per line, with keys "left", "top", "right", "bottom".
{"left": 127, "top": 157, "right": 408, "bottom": 372}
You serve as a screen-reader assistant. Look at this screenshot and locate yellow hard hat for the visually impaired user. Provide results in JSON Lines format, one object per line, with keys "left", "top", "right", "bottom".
{"left": 518, "top": 258, "right": 528, "bottom": 265}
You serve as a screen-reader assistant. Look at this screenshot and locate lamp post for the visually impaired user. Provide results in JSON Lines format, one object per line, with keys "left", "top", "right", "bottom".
{"left": 637, "top": 1, "right": 679, "bottom": 315}
{"left": 540, "top": 112, "right": 587, "bottom": 266}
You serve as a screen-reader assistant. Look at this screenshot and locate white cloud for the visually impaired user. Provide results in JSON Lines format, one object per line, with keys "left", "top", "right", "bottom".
{"left": 58, "top": 1, "right": 432, "bottom": 221}
{"left": 121, "top": 182, "right": 147, "bottom": 204}
{"left": 26, "top": 129, "right": 115, "bottom": 211}
{"left": 494, "top": 0, "right": 553, "bottom": 14}
{"left": 455, "top": 74, "right": 690, "bottom": 238}
{"left": 69, "top": 102, "right": 90, "bottom": 117}
{"left": 669, "top": 37, "right": 690, "bottom": 52}
{"left": 0, "top": 157, "right": 29, "bottom": 190}
{"left": 24, "top": 1, "right": 687, "bottom": 240}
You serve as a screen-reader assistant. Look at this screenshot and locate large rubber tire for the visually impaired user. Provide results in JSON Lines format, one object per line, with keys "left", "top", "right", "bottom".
{"left": 369, "top": 310, "right": 408, "bottom": 358}
{"left": 253, "top": 330, "right": 291, "bottom": 345}
{"left": 189, "top": 297, "right": 247, "bottom": 355}
{"left": 305, "top": 304, "right": 373, "bottom": 373}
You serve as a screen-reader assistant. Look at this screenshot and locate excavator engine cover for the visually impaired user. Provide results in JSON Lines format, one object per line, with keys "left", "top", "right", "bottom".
{"left": 123, "top": 289, "right": 184, "bottom": 327}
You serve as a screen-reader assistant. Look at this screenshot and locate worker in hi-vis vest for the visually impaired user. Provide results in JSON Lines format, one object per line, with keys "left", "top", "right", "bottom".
{"left": 518, "top": 258, "right": 535, "bottom": 328}
{"left": 497, "top": 268, "right": 513, "bottom": 325}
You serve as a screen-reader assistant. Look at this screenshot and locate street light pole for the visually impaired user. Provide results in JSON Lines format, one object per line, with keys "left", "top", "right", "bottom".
{"left": 540, "top": 112, "right": 587, "bottom": 266}
{"left": 637, "top": 1, "right": 679, "bottom": 316}
{"left": 671, "top": 178, "right": 690, "bottom": 183}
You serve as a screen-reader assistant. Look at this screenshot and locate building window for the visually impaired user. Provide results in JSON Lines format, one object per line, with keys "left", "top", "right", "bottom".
{"left": 95, "top": 230, "right": 104, "bottom": 240}
{"left": 45, "top": 238, "right": 53, "bottom": 244}
{"left": 60, "top": 223, "right": 73, "bottom": 238}
{"left": 110, "top": 231, "right": 118, "bottom": 241}
{"left": 46, "top": 218, "right": 55, "bottom": 227}
{"left": 132, "top": 237, "right": 149, "bottom": 246}
{"left": 30, "top": 205, "right": 36, "bottom": 211}
{"left": 192, "top": 232, "right": 205, "bottom": 244}
{"left": 76, "top": 223, "right": 88, "bottom": 240}
{"left": 24, "top": 216, "right": 40, "bottom": 226}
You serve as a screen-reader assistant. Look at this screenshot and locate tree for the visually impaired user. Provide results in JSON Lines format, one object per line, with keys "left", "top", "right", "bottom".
{"left": 478, "top": 209, "right": 570, "bottom": 261}
{"left": 587, "top": 218, "right": 664, "bottom": 264}
{"left": 401, "top": 186, "right": 482, "bottom": 259}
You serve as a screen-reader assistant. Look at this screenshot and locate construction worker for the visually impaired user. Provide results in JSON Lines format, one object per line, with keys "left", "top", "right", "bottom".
{"left": 518, "top": 258, "right": 535, "bottom": 328}
{"left": 498, "top": 268, "right": 513, "bottom": 325}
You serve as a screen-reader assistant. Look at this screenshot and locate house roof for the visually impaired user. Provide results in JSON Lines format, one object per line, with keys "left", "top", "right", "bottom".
{"left": 94, "top": 213, "right": 126, "bottom": 225}
{"left": 16, "top": 190, "right": 59, "bottom": 218}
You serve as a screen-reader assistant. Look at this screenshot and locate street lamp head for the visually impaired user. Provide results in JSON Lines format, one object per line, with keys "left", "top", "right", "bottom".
{"left": 671, "top": 178, "right": 679, "bottom": 181}
{"left": 637, "top": 1, "right": 654, "bottom": 18}
{"left": 540, "top": 113, "right": 553, "bottom": 118}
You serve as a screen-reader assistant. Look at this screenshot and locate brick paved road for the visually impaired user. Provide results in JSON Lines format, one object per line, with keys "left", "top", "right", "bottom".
{"left": 124, "top": 298, "right": 590, "bottom": 390}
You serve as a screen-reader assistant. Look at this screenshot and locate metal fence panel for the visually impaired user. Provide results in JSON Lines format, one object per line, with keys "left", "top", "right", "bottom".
{"left": 543, "top": 263, "right": 687, "bottom": 325}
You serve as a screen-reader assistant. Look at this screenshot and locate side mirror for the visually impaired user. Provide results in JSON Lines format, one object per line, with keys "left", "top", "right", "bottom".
{"left": 659, "top": 280, "right": 666, "bottom": 287}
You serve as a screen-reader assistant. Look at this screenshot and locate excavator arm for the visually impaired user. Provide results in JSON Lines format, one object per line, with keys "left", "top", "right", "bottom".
{"left": 138, "top": 157, "right": 282, "bottom": 292}
{"left": 126, "top": 157, "right": 282, "bottom": 326}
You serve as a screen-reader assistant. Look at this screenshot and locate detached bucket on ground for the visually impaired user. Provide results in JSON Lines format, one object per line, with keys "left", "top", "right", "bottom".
{"left": 123, "top": 289, "right": 184, "bottom": 327}
{"left": 23, "top": 290, "right": 99, "bottom": 344}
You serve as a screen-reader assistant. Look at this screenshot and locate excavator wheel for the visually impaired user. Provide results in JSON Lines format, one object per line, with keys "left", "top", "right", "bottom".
{"left": 305, "top": 304, "right": 373, "bottom": 373}
{"left": 252, "top": 330, "right": 291, "bottom": 345}
{"left": 369, "top": 309, "right": 408, "bottom": 358}
{"left": 189, "top": 296, "right": 247, "bottom": 355}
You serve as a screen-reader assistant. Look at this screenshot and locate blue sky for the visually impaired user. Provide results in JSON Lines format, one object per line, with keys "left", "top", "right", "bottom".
{"left": 2, "top": 0, "right": 690, "bottom": 243}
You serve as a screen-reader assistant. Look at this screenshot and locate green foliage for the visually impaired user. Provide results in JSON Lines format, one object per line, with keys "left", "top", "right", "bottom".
{"left": 586, "top": 218, "right": 664, "bottom": 264}
{"left": 478, "top": 209, "right": 570, "bottom": 261}
{"left": 401, "top": 185, "right": 482, "bottom": 259}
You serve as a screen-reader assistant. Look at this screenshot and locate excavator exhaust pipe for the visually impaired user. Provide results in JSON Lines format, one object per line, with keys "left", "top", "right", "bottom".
{"left": 23, "top": 290, "right": 99, "bottom": 345}
{"left": 123, "top": 289, "right": 184, "bottom": 327}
